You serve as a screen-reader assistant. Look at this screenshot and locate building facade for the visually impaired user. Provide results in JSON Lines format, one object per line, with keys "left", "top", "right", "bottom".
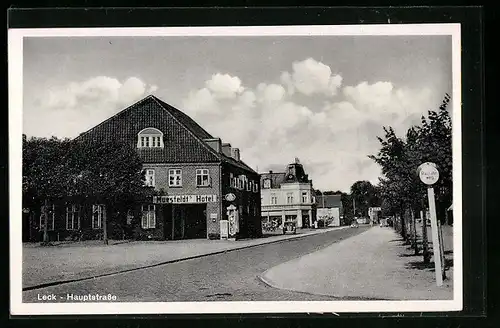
{"left": 315, "top": 194, "right": 343, "bottom": 227}
{"left": 25, "top": 95, "right": 262, "bottom": 242}
{"left": 260, "top": 159, "right": 316, "bottom": 229}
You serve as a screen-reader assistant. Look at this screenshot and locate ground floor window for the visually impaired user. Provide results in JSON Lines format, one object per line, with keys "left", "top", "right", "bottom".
{"left": 92, "top": 204, "right": 105, "bottom": 229}
{"left": 39, "top": 204, "right": 55, "bottom": 231}
{"left": 141, "top": 204, "right": 156, "bottom": 229}
{"left": 66, "top": 204, "right": 81, "bottom": 230}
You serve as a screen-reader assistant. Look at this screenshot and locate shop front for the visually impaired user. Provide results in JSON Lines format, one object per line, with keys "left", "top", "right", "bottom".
{"left": 153, "top": 194, "right": 218, "bottom": 240}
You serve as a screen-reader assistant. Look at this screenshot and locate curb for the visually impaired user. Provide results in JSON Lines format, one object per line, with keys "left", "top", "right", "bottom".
{"left": 257, "top": 273, "right": 386, "bottom": 301}
{"left": 23, "top": 226, "right": 349, "bottom": 292}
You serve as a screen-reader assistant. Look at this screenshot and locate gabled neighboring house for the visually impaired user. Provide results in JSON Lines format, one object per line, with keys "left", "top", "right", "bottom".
{"left": 315, "top": 194, "right": 343, "bottom": 227}
{"left": 26, "top": 95, "right": 262, "bottom": 242}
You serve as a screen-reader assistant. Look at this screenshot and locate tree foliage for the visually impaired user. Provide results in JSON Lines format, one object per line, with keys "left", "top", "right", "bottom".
{"left": 349, "top": 180, "right": 380, "bottom": 217}
{"left": 369, "top": 94, "right": 452, "bottom": 229}
{"left": 22, "top": 135, "right": 150, "bottom": 243}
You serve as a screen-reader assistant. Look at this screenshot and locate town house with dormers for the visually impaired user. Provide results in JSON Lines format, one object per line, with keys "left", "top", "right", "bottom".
{"left": 25, "top": 95, "right": 262, "bottom": 242}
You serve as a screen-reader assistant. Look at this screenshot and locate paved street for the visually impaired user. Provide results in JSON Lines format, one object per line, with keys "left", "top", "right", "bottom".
{"left": 262, "top": 226, "right": 453, "bottom": 300}
{"left": 23, "top": 226, "right": 370, "bottom": 302}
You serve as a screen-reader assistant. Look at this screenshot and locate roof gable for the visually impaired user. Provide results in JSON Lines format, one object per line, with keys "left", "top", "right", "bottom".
{"left": 75, "top": 96, "right": 219, "bottom": 163}
{"left": 316, "top": 194, "right": 343, "bottom": 208}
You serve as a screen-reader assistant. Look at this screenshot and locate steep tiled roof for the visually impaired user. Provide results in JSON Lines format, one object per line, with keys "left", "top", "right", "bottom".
{"left": 74, "top": 95, "right": 257, "bottom": 174}
{"left": 221, "top": 153, "right": 256, "bottom": 174}
{"left": 316, "top": 194, "right": 343, "bottom": 208}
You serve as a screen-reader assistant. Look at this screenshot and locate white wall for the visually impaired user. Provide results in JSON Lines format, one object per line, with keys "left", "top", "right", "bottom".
{"left": 317, "top": 207, "right": 341, "bottom": 226}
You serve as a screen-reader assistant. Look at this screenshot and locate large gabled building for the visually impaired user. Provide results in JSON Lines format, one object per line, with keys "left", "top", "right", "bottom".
{"left": 25, "top": 95, "right": 262, "bottom": 242}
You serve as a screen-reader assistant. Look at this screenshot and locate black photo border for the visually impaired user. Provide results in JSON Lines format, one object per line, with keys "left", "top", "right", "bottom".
{"left": 6, "top": 5, "right": 488, "bottom": 327}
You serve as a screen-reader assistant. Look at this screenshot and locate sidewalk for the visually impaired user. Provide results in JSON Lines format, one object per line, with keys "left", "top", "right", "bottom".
{"left": 260, "top": 226, "right": 454, "bottom": 300}
{"left": 22, "top": 226, "right": 347, "bottom": 289}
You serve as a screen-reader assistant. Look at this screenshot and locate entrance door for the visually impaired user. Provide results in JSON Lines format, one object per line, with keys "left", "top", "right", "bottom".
{"left": 183, "top": 204, "right": 207, "bottom": 239}
{"left": 164, "top": 204, "right": 207, "bottom": 240}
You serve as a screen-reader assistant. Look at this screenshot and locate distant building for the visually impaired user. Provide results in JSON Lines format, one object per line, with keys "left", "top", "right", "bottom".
{"left": 315, "top": 194, "right": 343, "bottom": 227}
{"left": 25, "top": 95, "right": 262, "bottom": 242}
{"left": 260, "top": 159, "right": 316, "bottom": 228}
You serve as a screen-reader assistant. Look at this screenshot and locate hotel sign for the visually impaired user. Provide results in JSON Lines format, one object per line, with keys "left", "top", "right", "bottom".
{"left": 153, "top": 195, "right": 218, "bottom": 204}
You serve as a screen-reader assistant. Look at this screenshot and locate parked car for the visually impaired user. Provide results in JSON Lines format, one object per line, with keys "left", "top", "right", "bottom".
{"left": 283, "top": 221, "right": 297, "bottom": 234}
{"left": 350, "top": 221, "right": 359, "bottom": 228}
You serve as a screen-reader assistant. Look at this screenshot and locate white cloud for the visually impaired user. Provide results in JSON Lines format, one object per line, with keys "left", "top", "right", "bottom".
{"left": 205, "top": 73, "right": 244, "bottom": 99}
{"left": 27, "top": 76, "right": 156, "bottom": 138}
{"left": 281, "top": 58, "right": 343, "bottom": 97}
{"left": 256, "top": 83, "right": 286, "bottom": 103}
{"left": 148, "top": 84, "right": 159, "bottom": 93}
{"left": 180, "top": 68, "right": 437, "bottom": 191}
{"left": 27, "top": 59, "right": 439, "bottom": 192}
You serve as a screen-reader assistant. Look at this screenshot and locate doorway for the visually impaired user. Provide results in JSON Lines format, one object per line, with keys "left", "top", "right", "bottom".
{"left": 163, "top": 204, "right": 207, "bottom": 240}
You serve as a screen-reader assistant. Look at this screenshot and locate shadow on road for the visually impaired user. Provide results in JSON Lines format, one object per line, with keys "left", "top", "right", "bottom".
{"left": 406, "top": 258, "right": 454, "bottom": 271}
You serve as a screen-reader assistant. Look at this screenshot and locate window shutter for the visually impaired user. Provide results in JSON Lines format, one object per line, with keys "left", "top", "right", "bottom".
{"left": 141, "top": 207, "right": 148, "bottom": 229}
{"left": 150, "top": 206, "right": 156, "bottom": 228}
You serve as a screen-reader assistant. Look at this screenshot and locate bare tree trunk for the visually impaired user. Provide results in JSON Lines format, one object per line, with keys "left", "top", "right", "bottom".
{"left": 103, "top": 205, "right": 108, "bottom": 245}
{"left": 412, "top": 208, "right": 419, "bottom": 255}
{"left": 422, "top": 208, "right": 430, "bottom": 264}
{"left": 437, "top": 219, "right": 446, "bottom": 280}
{"left": 42, "top": 199, "right": 49, "bottom": 245}
{"left": 401, "top": 207, "right": 409, "bottom": 243}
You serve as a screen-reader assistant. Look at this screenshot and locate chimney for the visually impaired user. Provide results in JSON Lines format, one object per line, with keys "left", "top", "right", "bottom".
{"left": 221, "top": 143, "right": 232, "bottom": 157}
{"left": 204, "top": 138, "right": 222, "bottom": 153}
{"left": 231, "top": 148, "right": 240, "bottom": 161}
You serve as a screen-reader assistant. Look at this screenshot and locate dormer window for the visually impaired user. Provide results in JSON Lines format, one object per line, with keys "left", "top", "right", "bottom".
{"left": 137, "top": 128, "right": 164, "bottom": 148}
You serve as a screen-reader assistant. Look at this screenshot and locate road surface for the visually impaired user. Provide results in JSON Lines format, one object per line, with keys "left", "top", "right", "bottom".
{"left": 23, "top": 226, "right": 370, "bottom": 302}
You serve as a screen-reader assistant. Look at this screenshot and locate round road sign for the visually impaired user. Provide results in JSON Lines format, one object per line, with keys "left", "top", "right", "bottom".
{"left": 418, "top": 162, "right": 440, "bottom": 185}
{"left": 225, "top": 193, "right": 236, "bottom": 202}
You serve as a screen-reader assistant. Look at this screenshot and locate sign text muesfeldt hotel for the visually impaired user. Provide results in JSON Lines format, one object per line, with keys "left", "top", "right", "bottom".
{"left": 153, "top": 195, "right": 218, "bottom": 204}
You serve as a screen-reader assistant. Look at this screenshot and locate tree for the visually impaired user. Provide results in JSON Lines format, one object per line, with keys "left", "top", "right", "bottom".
{"left": 369, "top": 94, "right": 452, "bottom": 253}
{"left": 23, "top": 136, "right": 73, "bottom": 245}
{"left": 349, "top": 180, "right": 379, "bottom": 218}
{"left": 66, "top": 139, "right": 150, "bottom": 244}
{"left": 23, "top": 136, "right": 149, "bottom": 245}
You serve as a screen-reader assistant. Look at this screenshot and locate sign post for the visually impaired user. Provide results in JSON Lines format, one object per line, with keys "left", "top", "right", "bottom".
{"left": 418, "top": 162, "right": 443, "bottom": 287}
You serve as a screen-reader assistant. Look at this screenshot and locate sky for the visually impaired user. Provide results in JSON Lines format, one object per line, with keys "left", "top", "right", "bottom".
{"left": 23, "top": 34, "right": 452, "bottom": 192}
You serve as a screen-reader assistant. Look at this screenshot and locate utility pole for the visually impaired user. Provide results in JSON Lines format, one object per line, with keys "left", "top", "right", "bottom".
{"left": 352, "top": 196, "right": 356, "bottom": 218}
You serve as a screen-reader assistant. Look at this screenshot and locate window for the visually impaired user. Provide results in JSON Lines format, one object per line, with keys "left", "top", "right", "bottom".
{"left": 144, "top": 169, "right": 155, "bottom": 187}
{"left": 247, "top": 180, "right": 252, "bottom": 192}
{"left": 137, "top": 128, "right": 164, "bottom": 149}
{"left": 66, "top": 205, "right": 81, "bottom": 230}
{"left": 302, "top": 192, "right": 308, "bottom": 203}
{"left": 196, "top": 169, "right": 210, "bottom": 187}
{"left": 141, "top": 205, "right": 156, "bottom": 229}
{"left": 39, "top": 204, "right": 55, "bottom": 231}
{"left": 238, "top": 175, "right": 246, "bottom": 190}
{"left": 253, "top": 182, "right": 259, "bottom": 193}
{"left": 92, "top": 204, "right": 105, "bottom": 229}
{"left": 169, "top": 169, "right": 182, "bottom": 187}
{"left": 271, "top": 194, "right": 278, "bottom": 205}
{"left": 287, "top": 193, "right": 294, "bottom": 204}
{"left": 263, "top": 179, "right": 271, "bottom": 189}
